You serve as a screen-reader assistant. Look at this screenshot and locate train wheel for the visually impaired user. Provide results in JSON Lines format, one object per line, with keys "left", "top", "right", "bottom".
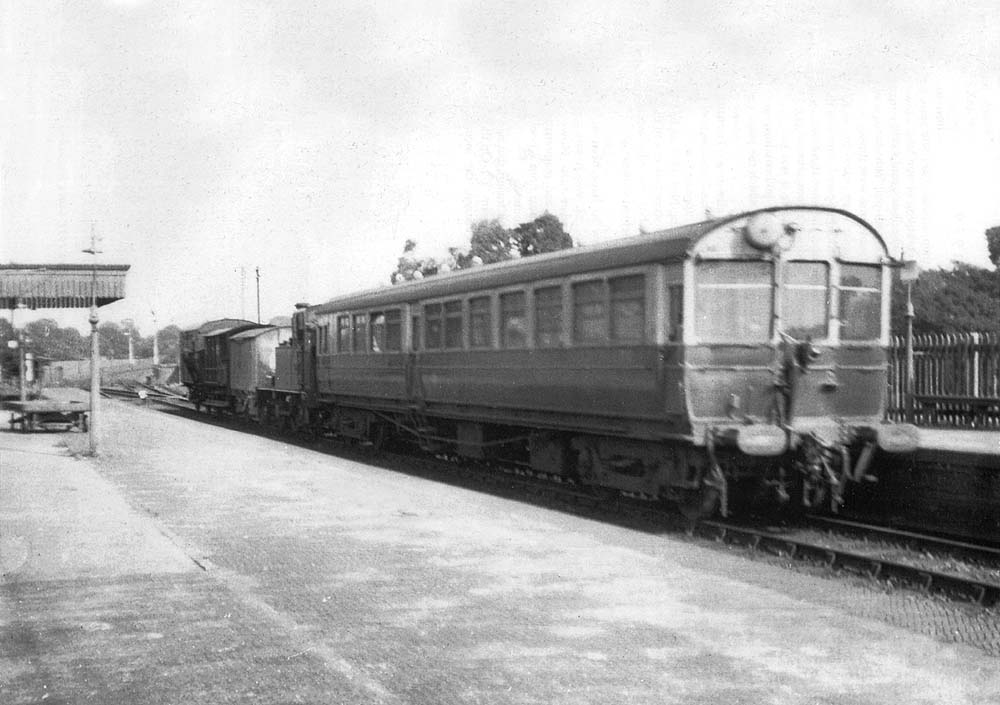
{"left": 679, "top": 485, "right": 721, "bottom": 523}
{"left": 261, "top": 402, "right": 280, "bottom": 431}
{"left": 368, "top": 423, "right": 388, "bottom": 451}
{"left": 289, "top": 406, "right": 315, "bottom": 438}
{"left": 801, "top": 478, "right": 828, "bottom": 511}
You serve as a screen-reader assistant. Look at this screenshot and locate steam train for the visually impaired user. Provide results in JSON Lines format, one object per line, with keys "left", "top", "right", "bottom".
{"left": 180, "top": 206, "right": 920, "bottom": 518}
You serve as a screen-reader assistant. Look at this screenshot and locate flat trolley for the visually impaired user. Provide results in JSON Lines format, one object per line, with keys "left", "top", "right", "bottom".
{"left": 3, "top": 400, "right": 89, "bottom": 433}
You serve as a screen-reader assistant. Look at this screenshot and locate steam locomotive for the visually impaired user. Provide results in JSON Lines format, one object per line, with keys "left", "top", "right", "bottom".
{"left": 181, "top": 206, "right": 919, "bottom": 517}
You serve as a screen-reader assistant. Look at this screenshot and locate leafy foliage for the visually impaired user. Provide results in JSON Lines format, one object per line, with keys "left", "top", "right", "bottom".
{"left": 24, "top": 319, "right": 88, "bottom": 360}
{"left": 390, "top": 238, "right": 449, "bottom": 283}
{"left": 986, "top": 226, "right": 1000, "bottom": 269}
{"left": 468, "top": 219, "right": 515, "bottom": 265}
{"left": 890, "top": 262, "right": 1000, "bottom": 336}
{"left": 156, "top": 325, "right": 181, "bottom": 364}
{"left": 512, "top": 213, "right": 573, "bottom": 257}
{"left": 390, "top": 212, "right": 573, "bottom": 284}
{"left": 0, "top": 317, "right": 181, "bottom": 367}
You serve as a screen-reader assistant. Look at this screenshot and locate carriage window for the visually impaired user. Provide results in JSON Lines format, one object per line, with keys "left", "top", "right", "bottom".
{"left": 337, "top": 315, "right": 351, "bottom": 353}
{"left": 782, "top": 262, "right": 828, "bottom": 340}
{"left": 424, "top": 303, "right": 443, "bottom": 349}
{"left": 385, "top": 309, "right": 402, "bottom": 351}
{"left": 369, "top": 310, "right": 402, "bottom": 352}
{"left": 500, "top": 291, "right": 527, "bottom": 348}
{"left": 610, "top": 274, "right": 645, "bottom": 342}
{"left": 370, "top": 313, "right": 385, "bottom": 352}
{"left": 535, "top": 286, "right": 563, "bottom": 347}
{"left": 573, "top": 280, "right": 608, "bottom": 344}
{"left": 668, "top": 284, "right": 684, "bottom": 342}
{"left": 839, "top": 264, "right": 881, "bottom": 341}
{"left": 444, "top": 300, "right": 464, "bottom": 349}
{"left": 695, "top": 261, "right": 773, "bottom": 342}
{"left": 469, "top": 296, "right": 492, "bottom": 348}
{"left": 352, "top": 314, "right": 368, "bottom": 353}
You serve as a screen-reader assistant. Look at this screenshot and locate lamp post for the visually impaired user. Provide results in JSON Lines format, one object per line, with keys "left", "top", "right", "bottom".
{"left": 900, "top": 259, "right": 920, "bottom": 423}
{"left": 88, "top": 304, "right": 99, "bottom": 454}
{"left": 84, "top": 227, "right": 102, "bottom": 455}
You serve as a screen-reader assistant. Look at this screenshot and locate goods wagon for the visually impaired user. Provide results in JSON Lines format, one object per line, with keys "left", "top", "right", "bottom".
{"left": 179, "top": 318, "right": 263, "bottom": 410}
{"left": 228, "top": 325, "right": 292, "bottom": 416}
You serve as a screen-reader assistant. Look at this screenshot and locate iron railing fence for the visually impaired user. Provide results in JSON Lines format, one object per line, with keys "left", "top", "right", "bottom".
{"left": 888, "top": 332, "right": 1000, "bottom": 429}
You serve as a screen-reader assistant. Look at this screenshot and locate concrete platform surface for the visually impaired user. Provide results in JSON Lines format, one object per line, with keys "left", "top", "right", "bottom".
{"left": 918, "top": 428, "right": 1000, "bottom": 456}
{"left": 1, "top": 397, "right": 999, "bottom": 704}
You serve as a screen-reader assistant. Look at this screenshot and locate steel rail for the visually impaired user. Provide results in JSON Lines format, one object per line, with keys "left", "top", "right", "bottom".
{"left": 806, "top": 515, "right": 1000, "bottom": 563}
{"left": 697, "top": 519, "right": 1000, "bottom": 607}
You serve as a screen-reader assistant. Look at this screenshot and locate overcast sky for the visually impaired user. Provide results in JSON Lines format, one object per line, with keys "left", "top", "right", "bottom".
{"left": 2, "top": 1, "right": 998, "bottom": 332}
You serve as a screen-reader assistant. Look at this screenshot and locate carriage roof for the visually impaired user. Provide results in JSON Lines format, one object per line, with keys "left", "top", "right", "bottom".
{"left": 229, "top": 325, "right": 288, "bottom": 341}
{"left": 181, "top": 318, "right": 260, "bottom": 336}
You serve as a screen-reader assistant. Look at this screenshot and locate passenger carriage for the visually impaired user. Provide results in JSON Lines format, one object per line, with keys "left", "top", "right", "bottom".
{"left": 262, "top": 206, "right": 919, "bottom": 516}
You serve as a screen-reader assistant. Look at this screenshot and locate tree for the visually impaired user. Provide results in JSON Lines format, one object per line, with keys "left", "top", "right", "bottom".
{"left": 390, "top": 239, "right": 449, "bottom": 283}
{"left": 512, "top": 212, "right": 573, "bottom": 257}
{"left": 890, "top": 262, "right": 1000, "bottom": 335}
{"left": 468, "top": 219, "right": 516, "bottom": 265}
{"left": 156, "top": 325, "right": 181, "bottom": 364}
{"left": 23, "top": 319, "right": 87, "bottom": 360}
{"left": 0, "top": 317, "right": 16, "bottom": 382}
{"left": 134, "top": 334, "right": 154, "bottom": 359}
{"left": 98, "top": 321, "right": 129, "bottom": 359}
{"left": 986, "top": 226, "right": 1000, "bottom": 269}
{"left": 390, "top": 213, "right": 574, "bottom": 284}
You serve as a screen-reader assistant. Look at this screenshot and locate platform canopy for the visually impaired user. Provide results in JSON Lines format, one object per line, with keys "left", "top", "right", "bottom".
{"left": 0, "top": 263, "right": 130, "bottom": 309}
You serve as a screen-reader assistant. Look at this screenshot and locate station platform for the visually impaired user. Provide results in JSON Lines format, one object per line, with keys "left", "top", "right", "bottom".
{"left": 2, "top": 393, "right": 1000, "bottom": 703}
{"left": 916, "top": 427, "right": 1000, "bottom": 456}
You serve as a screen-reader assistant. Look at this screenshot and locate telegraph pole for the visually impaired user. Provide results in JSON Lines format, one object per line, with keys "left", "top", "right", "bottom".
{"left": 240, "top": 266, "right": 246, "bottom": 320}
{"left": 151, "top": 309, "right": 159, "bottom": 366}
{"left": 256, "top": 267, "right": 261, "bottom": 324}
{"left": 83, "top": 225, "right": 102, "bottom": 455}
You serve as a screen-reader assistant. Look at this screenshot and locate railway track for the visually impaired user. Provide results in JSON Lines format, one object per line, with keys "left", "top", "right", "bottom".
{"left": 104, "top": 385, "right": 1000, "bottom": 608}
{"left": 695, "top": 518, "right": 1000, "bottom": 607}
{"left": 102, "top": 384, "right": 194, "bottom": 410}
